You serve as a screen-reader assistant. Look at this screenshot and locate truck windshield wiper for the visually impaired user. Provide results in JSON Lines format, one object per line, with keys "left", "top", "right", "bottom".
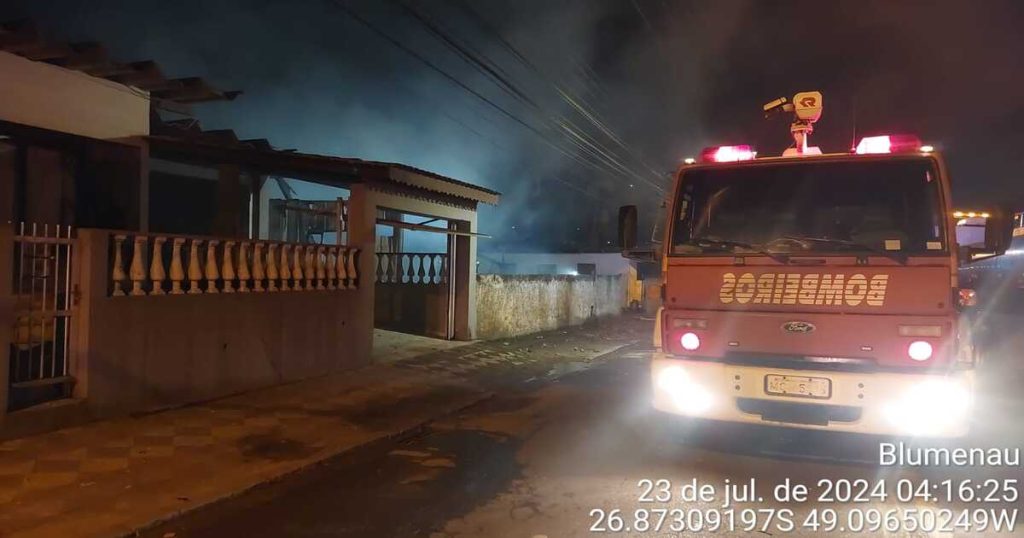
{"left": 688, "top": 237, "right": 791, "bottom": 263}
{"left": 782, "top": 235, "right": 908, "bottom": 265}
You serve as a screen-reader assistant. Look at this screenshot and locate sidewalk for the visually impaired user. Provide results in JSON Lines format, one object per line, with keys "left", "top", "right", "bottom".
{"left": 0, "top": 315, "right": 645, "bottom": 538}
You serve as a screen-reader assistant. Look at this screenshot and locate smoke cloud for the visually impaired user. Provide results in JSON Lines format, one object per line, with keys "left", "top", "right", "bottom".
{"left": 4, "top": 0, "right": 1024, "bottom": 250}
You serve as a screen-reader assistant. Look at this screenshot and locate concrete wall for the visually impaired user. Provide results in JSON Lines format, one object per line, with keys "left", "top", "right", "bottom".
{"left": 475, "top": 274, "right": 626, "bottom": 339}
{"left": 0, "top": 52, "right": 149, "bottom": 140}
{"left": 71, "top": 230, "right": 372, "bottom": 417}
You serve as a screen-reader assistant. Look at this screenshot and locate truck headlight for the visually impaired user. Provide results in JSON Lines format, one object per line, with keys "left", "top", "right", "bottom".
{"left": 657, "top": 366, "right": 714, "bottom": 414}
{"left": 907, "top": 340, "right": 933, "bottom": 361}
{"left": 883, "top": 378, "right": 971, "bottom": 436}
{"left": 680, "top": 332, "right": 701, "bottom": 351}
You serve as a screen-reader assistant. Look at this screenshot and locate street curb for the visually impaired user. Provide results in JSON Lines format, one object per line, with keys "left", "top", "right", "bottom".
{"left": 120, "top": 388, "right": 496, "bottom": 538}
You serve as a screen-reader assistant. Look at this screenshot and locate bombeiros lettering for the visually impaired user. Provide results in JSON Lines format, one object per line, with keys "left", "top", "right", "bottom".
{"left": 719, "top": 272, "right": 890, "bottom": 306}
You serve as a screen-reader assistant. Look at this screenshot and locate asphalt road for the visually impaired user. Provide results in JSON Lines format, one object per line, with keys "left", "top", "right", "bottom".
{"left": 145, "top": 316, "right": 1024, "bottom": 538}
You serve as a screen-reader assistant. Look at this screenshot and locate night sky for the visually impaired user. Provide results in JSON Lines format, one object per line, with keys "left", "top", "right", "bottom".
{"left": 4, "top": 0, "right": 1024, "bottom": 251}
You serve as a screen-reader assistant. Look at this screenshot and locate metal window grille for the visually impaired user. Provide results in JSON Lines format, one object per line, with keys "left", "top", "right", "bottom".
{"left": 9, "top": 223, "right": 74, "bottom": 410}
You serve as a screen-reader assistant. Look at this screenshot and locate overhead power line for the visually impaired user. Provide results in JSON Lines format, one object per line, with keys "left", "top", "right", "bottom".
{"left": 387, "top": 0, "right": 654, "bottom": 187}
{"left": 329, "top": 0, "right": 651, "bottom": 192}
{"left": 442, "top": 0, "right": 667, "bottom": 190}
{"left": 328, "top": 1, "right": 536, "bottom": 139}
{"left": 389, "top": 0, "right": 538, "bottom": 109}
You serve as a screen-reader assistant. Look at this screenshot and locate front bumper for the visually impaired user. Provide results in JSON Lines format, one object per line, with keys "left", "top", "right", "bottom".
{"left": 651, "top": 353, "right": 974, "bottom": 438}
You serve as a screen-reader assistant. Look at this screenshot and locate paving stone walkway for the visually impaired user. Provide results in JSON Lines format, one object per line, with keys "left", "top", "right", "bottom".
{"left": 0, "top": 315, "right": 646, "bottom": 538}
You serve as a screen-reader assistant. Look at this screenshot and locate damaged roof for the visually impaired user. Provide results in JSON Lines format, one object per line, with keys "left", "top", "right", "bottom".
{"left": 149, "top": 115, "right": 501, "bottom": 206}
{"left": 0, "top": 19, "right": 241, "bottom": 105}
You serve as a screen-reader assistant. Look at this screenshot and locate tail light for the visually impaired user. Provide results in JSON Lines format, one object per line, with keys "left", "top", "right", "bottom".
{"left": 957, "top": 289, "right": 977, "bottom": 308}
{"left": 664, "top": 317, "right": 707, "bottom": 355}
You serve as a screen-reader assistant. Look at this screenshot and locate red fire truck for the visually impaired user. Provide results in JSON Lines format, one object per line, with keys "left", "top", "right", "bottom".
{"left": 619, "top": 92, "right": 1013, "bottom": 437}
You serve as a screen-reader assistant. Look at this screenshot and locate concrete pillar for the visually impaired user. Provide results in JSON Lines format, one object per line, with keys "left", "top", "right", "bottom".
{"left": 252, "top": 175, "right": 266, "bottom": 240}
{"left": 258, "top": 176, "right": 273, "bottom": 240}
{"left": 452, "top": 217, "right": 478, "bottom": 340}
{"left": 214, "top": 164, "right": 243, "bottom": 237}
{"left": 0, "top": 142, "right": 15, "bottom": 226}
{"left": 387, "top": 210, "right": 404, "bottom": 252}
{"left": 0, "top": 226, "right": 13, "bottom": 417}
{"left": 138, "top": 139, "right": 150, "bottom": 232}
{"left": 24, "top": 146, "right": 65, "bottom": 225}
{"left": 345, "top": 184, "right": 377, "bottom": 366}
{"left": 67, "top": 229, "right": 110, "bottom": 401}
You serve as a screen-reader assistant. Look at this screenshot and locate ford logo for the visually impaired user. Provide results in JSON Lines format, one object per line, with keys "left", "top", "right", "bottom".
{"left": 782, "top": 321, "right": 816, "bottom": 334}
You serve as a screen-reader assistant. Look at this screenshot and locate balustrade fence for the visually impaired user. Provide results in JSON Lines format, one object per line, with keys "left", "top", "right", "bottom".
{"left": 374, "top": 253, "right": 449, "bottom": 285}
{"left": 110, "top": 233, "right": 359, "bottom": 296}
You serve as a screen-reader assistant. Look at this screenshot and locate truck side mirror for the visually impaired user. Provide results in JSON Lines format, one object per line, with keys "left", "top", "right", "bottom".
{"left": 957, "top": 245, "right": 970, "bottom": 264}
{"left": 984, "top": 210, "right": 1014, "bottom": 254}
{"left": 618, "top": 205, "right": 638, "bottom": 251}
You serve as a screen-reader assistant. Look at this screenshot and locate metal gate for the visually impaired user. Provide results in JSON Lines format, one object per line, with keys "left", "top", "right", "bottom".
{"left": 8, "top": 223, "right": 74, "bottom": 411}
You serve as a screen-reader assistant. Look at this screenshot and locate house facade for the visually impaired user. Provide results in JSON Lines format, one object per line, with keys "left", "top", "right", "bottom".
{"left": 0, "top": 21, "right": 498, "bottom": 438}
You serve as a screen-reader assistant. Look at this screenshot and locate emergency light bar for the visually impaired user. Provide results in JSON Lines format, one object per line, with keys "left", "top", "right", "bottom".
{"left": 700, "top": 145, "right": 756, "bottom": 163}
{"left": 953, "top": 211, "right": 991, "bottom": 219}
{"left": 854, "top": 134, "right": 923, "bottom": 155}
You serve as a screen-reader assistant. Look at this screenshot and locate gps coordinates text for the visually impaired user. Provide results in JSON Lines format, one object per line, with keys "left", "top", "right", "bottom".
{"left": 585, "top": 478, "right": 1019, "bottom": 534}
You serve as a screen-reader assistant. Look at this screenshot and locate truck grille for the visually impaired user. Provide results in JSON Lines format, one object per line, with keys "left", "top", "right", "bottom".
{"left": 724, "top": 352, "right": 878, "bottom": 373}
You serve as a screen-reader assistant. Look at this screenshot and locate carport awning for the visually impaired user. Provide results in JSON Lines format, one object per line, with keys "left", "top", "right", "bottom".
{"left": 376, "top": 218, "right": 491, "bottom": 238}
{"left": 146, "top": 132, "right": 501, "bottom": 207}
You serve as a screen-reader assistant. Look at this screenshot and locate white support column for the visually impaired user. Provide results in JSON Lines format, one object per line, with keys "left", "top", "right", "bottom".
{"left": 169, "top": 237, "right": 186, "bottom": 295}
{"left": 315, "top": 246, "right": 326, "bottom": 290}
{"left": 346, "top": 248, "right": 358, "bottom": 289}
{"left": 267, "top": 243, "right": 279, "bottom": 292}
{"left": 221, "top": 241, "right": 236, "bottom": 293}
{"left": 251, "top": 242, "right": 264, "bottom": 292}
{"left": 303, "top": 245, "right": 315, "bottom": 290}
{"left": 187, "top": 239, "right": 203, "bottom": 294}
{"left": 291, "top": 244, "right": 304, "bottom": 290}
{"left": 129, "top": 236, "right": 147, "bottom": 296}
{"left": 326, "top": 248, "right": 337, "bottom": 290}
{"left": 237, "top": 242, "right": 251, "bottom": 293}
{"left": 280, "top": 244, "right": 292, "bottom": 291}
{"left": 204, "top": 240, "right": 220, "bottom": 294}
{"left": 149, "top": 236, "right": 167, "bottom": 295}
{"left": 111, "top": 235, "right": 127, "bottom": 297}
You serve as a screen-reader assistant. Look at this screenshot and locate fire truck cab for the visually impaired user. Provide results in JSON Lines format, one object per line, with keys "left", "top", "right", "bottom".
{"left": 620, "top": 92, "right": 1013, "bottom": 437}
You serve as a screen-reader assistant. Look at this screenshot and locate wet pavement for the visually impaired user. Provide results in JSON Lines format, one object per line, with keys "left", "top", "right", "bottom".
{"left": 144, "top": 314, "right": 1024, "bottom": 538}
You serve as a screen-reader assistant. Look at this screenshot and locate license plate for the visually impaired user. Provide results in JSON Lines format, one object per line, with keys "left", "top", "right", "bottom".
{"left": 764, "top": 374, "right": 831, "bottom": 399}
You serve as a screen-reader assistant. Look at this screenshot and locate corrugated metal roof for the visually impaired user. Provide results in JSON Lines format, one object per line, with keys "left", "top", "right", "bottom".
{"left": 148, "top": 116, "right": 500, "bottom": 206}
{"left": 0, "top": 20, "right": 241, "bottom": 105}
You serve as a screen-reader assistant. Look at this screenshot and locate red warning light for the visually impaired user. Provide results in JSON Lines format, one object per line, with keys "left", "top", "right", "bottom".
{"left": 700, "top": 145, "right": 756, "bottom": 163}
{"left": 854, "top": 134, "right": 923, "bottom": 155}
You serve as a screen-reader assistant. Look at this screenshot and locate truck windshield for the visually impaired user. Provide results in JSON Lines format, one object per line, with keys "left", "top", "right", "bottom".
{"left": 670, "top": 158, "right": 946, "bottom": 256}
